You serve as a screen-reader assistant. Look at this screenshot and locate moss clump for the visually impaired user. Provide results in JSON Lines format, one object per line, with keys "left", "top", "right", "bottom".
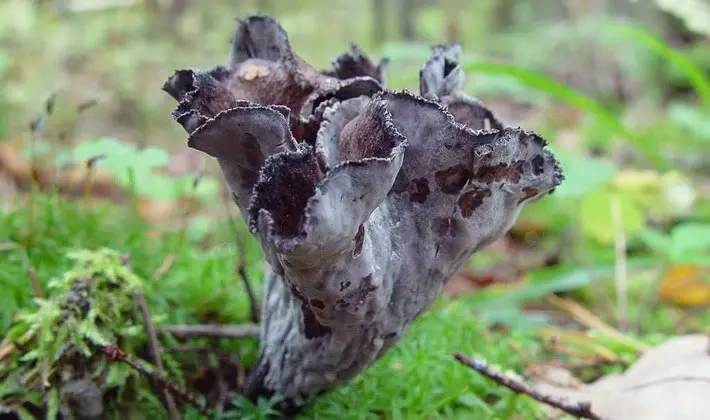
{"left": 0, "top": 248, "right": 180, "bottom": 419}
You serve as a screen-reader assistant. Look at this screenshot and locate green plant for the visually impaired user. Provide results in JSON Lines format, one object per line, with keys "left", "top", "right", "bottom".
{"left": 0, "top": 249, "right": 172, "bottom": 418}
{"left": 639, "top": 222, "right": 710, "bottom": 265}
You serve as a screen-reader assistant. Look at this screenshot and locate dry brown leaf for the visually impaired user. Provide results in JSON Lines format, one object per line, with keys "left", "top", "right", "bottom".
{"left": 0, "top": 139, "right": 208, "bottom": 226}
{"left": 531, "top": 334, "right": 710, "bottom": 420}
{"left": 546, "top": 295, "right": 650, "bottom": 352}
{"left": 659, "top": 265, "right": 710, "bottom": 307}
{"left": 0, "top": 139, "right": 124, "bottom": 197}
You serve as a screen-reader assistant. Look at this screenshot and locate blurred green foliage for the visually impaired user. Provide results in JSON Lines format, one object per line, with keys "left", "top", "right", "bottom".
{"left": 2, "top": 0, "right": 710, "bottom": 418}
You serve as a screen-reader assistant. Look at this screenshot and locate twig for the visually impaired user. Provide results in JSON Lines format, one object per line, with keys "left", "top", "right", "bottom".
{"left": 545, "top": 295, "right": 649, "bottom": 352}
{"left": 226, "top": 191, "right": 259, "bottom": 323}
{"left": 453, "top": 352, "right": 604, "bottom": 420}
{"left": 135, "top": 292, "right": 180, "bottom": 420}
{"left": 75, "top": 154, "right": 106, "bottom": 198}
{"left": 162, "top": 323, "right": 260, "bottom": 339}
{"left": 27, "top": 266, "right": 43, "bottom": 298}
{"left": 610, "top": 194, "right": 628, "bottom": 331}
{"left": 152, "top": 254, "right": 176, "bottom": 280}
{"left": 98, "top": 343, "right": 209, "bottom": 417}
{"left": 236, "top": 239, "right": 260, "bottom": 323}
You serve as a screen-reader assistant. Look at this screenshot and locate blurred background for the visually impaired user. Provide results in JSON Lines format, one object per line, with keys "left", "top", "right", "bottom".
{"left": 2, "top": 0, "right": 710, "bottom": 418}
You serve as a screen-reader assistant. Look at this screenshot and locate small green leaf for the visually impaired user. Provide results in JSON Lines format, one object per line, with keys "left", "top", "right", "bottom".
{"left": 637, "top": 228, "right": 673, "bottom": 256}
{"left": 670, "top": 222, "right": 710, "bottom": 257}
{"left": 551, "top": 151, "right": 617, "bottom": 199}
{"left": 18, "top": 349, "right": 40, "bottom": 362}
{"left": 580, "top": 189, "right": 645, "bottom": 243}
{"left": 105, "top": 364, "right": 132, "bottom": 387}
{"left": 459, "top": 59, "right": 670, "bottom": 169}
{"left": 15, "top": 407, "right": 38, "bottom": 420}
{"left": 82, "top": 322, "right": 108, "bottom": 346}
{"left": 668, "top": 102, "right": 710, "bottom": 142}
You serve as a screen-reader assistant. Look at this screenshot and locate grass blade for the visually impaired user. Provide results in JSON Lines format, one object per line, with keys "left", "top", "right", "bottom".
{"left": 605, "top": 20, "right": 710, "bottom": 110}
{"left": 459, "top": 59, "right": 670, "bottom": 170}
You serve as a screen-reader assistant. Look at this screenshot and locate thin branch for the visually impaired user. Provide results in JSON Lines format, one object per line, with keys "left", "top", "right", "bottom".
{"left": 162, "top": 323, "right": 260, "bottom": 339}
{"left": 152, "top": 254, "right": 176, "bottom": 280}
{"left": 135, "top": 292, "right": 180, "bottom": 420}
{"left": 226, "top": 191, "right": 259, "bottom": 323}
{"left": 27, "top": 266, "right": 43, "bottom": 298}
{"left": 98, "top": 343, "right": 209, "bottom": 417}
{"left": 453, "top": 352, "right": 604, "bottom": 420}
{"left": 545, "top": 295, "right": 649, "bottom": 352}
{"left": 236, "top": 236, "right": 260, "bottom": 323}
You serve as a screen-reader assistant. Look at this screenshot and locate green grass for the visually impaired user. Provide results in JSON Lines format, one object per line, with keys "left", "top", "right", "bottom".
{"left": 0, "top": 193, "right": 262, "bottom": 329}
{"left": 1, "top": 192, "right": 555, "bottom": 419}
{"left": 305, "top": 299, "right": 545, "bottom": 419}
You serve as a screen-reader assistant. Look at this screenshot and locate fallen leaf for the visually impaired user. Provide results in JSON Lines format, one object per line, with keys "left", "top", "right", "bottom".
{"left": 442, "top": 271, "right": 498, "bottom": 296}
{"left": 546, "top": 295, "right": 649, "bottom": 352}
{"left": 659, "top": 265, "right": 710, "bottom": 307}
{"left": 531, "top": 334, "right": 710, "bottom": 420}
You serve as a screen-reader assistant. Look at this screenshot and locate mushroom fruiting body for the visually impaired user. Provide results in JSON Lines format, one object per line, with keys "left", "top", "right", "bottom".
{"left": 163, "top": 15, "right": 563, "bottom": 412}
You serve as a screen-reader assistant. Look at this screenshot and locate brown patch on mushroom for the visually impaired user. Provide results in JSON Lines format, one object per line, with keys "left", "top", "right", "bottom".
{"left": 249, "top": 151, "right": 324, "bottom": 238}
{"left": 444, "top": 100, "right": 503, "bottom": 131}
{"left": 237, "top": 62, "right": 272, "bottom": 80}
{"left": 237, "top": 133, "right": 266, "bottom": 191}
{"left": 458, "top": 188, "right": 492, "bottom": 218}
{"left": 432, "top": 217, "right": 459, "bottom": 237}
{"left": 338, "top": 100, "right": 396, "bottom": 161}
{"left": 322, "top": 44, "right": 386, "bottom": 83}
{"left": 409, "top": 178, "right": 430, "bottom": 203}
{"left": 226, "top": 61, "right": 318, "bottom": 121}
{"left": 352, "top": 224, "right": 365, "bottom": 258}
{"left": 290, "top": 285, "right": 332, "bottom": 339}
{"left": 474, "top": 160, "right": 526, "bottom": 184}
{"left": 310, "top": 299, "right": 325, "bottom": 310}
{"left": 302, "top": 306, "right": 332, "bottom": 338}
{"left": 518, "top": 186, "right": 539, "bottom": 204}
{"left": 435, "top": 164, "right": 473, "bottom": 194}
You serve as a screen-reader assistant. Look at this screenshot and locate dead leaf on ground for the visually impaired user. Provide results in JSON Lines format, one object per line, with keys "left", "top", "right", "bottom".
{"left": 443, "top": 270, "right": 500, "bottom": 296}
{"left": 442, "top": 236, "right": 557, "bottom": 297}
{"left": 0, "top": 139, "right": 122, "bottom": 197}
{"left": 659, "top": 265, "right": 710, "bottom": 307}
{"left": 1, "top": 139, "right": 209, "bottom": 225}
{"left": 531, "top": 334, "right": 710, "bottom": 420}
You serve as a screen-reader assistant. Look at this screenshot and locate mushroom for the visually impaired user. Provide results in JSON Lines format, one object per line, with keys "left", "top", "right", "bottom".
{"left": 162, "top": 15, "right": 563, "bottom": 413}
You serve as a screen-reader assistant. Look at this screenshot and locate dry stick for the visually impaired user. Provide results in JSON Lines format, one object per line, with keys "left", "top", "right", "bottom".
{"left": 545, "top": 295, "right": 649, "bottom": 352}
{"left": 78, "top": 154, "right": 106, "bottom": 197}
{"left": 27, "top": 266, "right": 43, "bottom": 298}
{"left": 98, "top": 343, "right": 209, "bottom": 417}
{"left": 225, "top": 191, "right": 259, "bottom": 323}
{"left": 152, "top": 254, "right": 177, "bottom": 280}
{"left": 236, "top": 231, "right": 259, "bottom": 323}
{"left": 162, "top": 323, "right": 260, "bottom": 339}
{"left": 135, "top": 292, "right": 180, "bottom": 420}
{"left": 453, "top": 352, "right": 604, "bottom": 420}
